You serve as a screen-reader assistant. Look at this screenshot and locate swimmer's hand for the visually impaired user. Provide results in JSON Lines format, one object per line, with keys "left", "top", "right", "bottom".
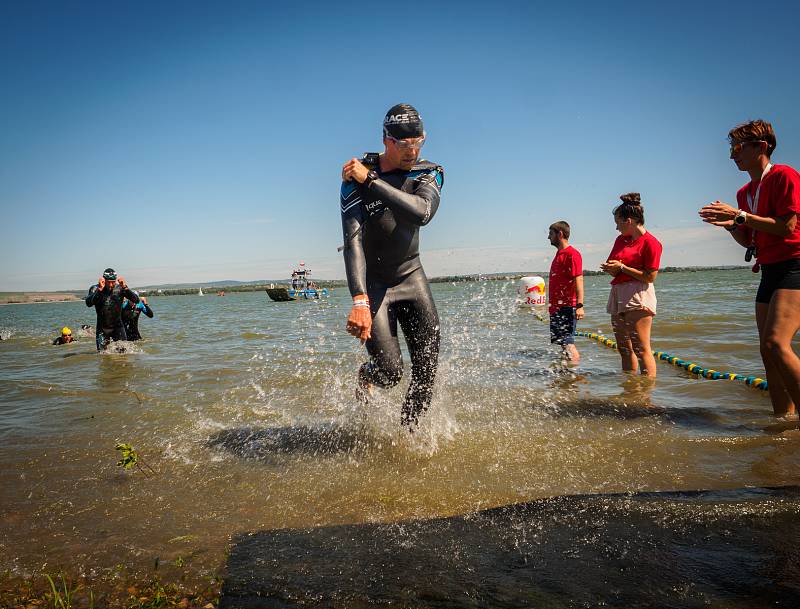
{"left": 97, "top": 276, "right": 106, "bottom": 290}
{"left": 342, "top": 158, "right": 369, "bottom": 184}
{"left": 346, "top": 295, "right": 372, "bottom": 343}
{"left": 698, "top": 201, "right": 737, "bottom": 227}
{"left": 600, "top": 260, "right": 623, "bottom": 276}
{"left": 117, "top": 276, "right": 127, "bottom": 289}
{"left": 576, "top": 307, "right": 585, "bottom": 320}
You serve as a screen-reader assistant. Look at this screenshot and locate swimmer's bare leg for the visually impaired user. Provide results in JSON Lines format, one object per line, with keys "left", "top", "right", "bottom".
{"left": 564, "top": 343, "right": 580, "bottom": 366}
{"left": 612, "top": 312, "right": 639, "bottom": 373}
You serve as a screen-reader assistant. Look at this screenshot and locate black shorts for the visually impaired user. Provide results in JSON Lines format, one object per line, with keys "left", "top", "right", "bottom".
{"left": 550, "top": 306, "right": 577, "bottom": 345}
{"left": 755, "top": 257, "right": 800, "bottom": 304}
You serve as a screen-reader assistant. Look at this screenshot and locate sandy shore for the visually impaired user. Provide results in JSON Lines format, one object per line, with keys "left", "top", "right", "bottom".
{"left": 0, "top": 292, "right": 82, "bottom": 305}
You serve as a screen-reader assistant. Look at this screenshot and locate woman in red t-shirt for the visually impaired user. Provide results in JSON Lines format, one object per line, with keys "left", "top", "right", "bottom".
{"left": 600, "top": 193, "right": 663, "bottom": 377}
{"left": 699, "top": 119, "right": 800, "bottom": 418}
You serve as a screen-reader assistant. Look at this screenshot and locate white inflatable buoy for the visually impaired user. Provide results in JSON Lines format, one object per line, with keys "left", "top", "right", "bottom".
{"left": 517, "top": 276, "right": 546, "bottom": 308}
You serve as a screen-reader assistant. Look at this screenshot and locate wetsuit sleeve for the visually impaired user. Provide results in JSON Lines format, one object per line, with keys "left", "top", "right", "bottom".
{"left": 85, "top": 285, "right": 100, "bottom": 307}
{"left": 123, "top": 288, "right": 140, "bottom": 304}
{"left": 142, "top": 304, "right": 154, "bottom": 318}
{"left": 340, "top": 180, "right": 368, "bottom": 296}
{"left": 120, "top": 305, "right": 130, "bottom": 323}
{"left": 366, "top": 169, "right": 443, "bottom": 226}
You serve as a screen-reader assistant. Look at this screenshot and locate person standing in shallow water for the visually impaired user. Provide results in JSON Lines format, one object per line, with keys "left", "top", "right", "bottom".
{"left": 85, "top": 268, "right": 139, "bottom": 351}
{"left": 340, "top": 103, "right": 444, "bottom": 428}
{"left": 600, "top": 193, "right": 662, "bottom": 377}
{"left": 547, "top": 221, "right": 584, "bottom": 365}
{"left": 121, "top": 294, "right": 154, "bottom": 341}
{"left": 699, "top": 119, "right": 800, "bottom": 418}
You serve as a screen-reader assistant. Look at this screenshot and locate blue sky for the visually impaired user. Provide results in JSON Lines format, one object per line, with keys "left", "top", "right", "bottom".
{"left": 2, "top": 0, "right": 799, "bottom": 291}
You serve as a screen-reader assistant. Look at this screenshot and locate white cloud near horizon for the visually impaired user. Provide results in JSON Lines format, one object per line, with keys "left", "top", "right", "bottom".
{"left": 419, "top": 226, "right": 743, "bottom": 278}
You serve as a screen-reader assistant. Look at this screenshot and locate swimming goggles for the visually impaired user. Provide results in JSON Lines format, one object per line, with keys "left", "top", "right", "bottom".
{"left": 385, "top": 133, "right": 426, "bottom": 149}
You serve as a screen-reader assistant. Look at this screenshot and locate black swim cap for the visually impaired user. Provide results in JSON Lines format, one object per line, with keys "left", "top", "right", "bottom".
{"left": 103, "top": 268, "right": 117, "bottom": 280}
{"left": 383, "top": 103, "right": 424, "bottom": 139}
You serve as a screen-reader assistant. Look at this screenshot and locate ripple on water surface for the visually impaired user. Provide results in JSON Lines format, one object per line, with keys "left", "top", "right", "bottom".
{"left": 1, "top": 274, "right": 799, "bottom": 600}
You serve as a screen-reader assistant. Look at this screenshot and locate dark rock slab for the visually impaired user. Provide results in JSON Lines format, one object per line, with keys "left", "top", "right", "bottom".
{"left": 220, "top": 486, "right": 800, "bottom": 608}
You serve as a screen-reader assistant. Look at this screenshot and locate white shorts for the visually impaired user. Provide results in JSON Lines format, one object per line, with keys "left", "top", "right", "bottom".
{"left": 606, "top": 280, "right": 657, "bottom": 316}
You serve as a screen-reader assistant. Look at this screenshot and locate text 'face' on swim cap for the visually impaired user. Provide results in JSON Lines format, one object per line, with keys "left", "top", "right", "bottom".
{"left": 383, "top": 103, "right": 424, "bottom": 139}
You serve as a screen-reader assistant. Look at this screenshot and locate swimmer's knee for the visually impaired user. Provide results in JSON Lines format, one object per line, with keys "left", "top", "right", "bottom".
{"left": 762, "top": 335, "right": 795, "bottom": 359}
{"left": 360, "top": 359, "right": 403, "bottom": 388}
{"left": 617, "top": 344, "right": 634, "bottom": 356}
{"left": 379, "top": 364, "right": 404, "bottom": 387}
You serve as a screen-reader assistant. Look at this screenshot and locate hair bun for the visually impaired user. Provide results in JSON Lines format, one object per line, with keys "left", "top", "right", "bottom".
{"left": 619, "top": 192, "right": 641, "bottom": 205}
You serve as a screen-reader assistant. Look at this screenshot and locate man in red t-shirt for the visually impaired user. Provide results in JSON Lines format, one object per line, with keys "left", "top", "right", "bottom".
{"left": 700, "top": 119, "right": 800, "bottom": 418}
{"left": 547, "top": 221, "right": 584, "bottom": 364}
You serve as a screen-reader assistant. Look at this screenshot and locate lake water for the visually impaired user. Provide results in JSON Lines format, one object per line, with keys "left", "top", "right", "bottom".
{"left": 1, "top": 269, "right": 799, "bottom": 604}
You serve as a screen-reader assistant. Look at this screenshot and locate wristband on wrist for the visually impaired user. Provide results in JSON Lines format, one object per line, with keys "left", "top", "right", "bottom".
{"left": 353, "top": 294, "right": 369, "bottom": 307}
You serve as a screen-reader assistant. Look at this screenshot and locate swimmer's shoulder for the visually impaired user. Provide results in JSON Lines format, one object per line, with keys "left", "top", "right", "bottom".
{"left": 410, "top": 159, "right": 444, "bottom": 190}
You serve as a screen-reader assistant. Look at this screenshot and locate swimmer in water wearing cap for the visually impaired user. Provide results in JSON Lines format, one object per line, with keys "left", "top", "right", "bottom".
{"left": 85, "top": 268, "right": 139, "bottom": 351}
{"left": 340, "top": 103, "right": 445, "bottom": 428}
{"left": 52, "top": 327, "right": 75, "bottom": 345}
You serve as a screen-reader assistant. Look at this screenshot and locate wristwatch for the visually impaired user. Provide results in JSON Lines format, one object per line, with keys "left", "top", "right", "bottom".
{"left": 735, "top": 210, "right": 747, "bottom": 225}
{"left": 575, "top": 303, "right": 584, "bottom": 309}
{"left": 363, "top": 170, "right": 379, "bottom": 188}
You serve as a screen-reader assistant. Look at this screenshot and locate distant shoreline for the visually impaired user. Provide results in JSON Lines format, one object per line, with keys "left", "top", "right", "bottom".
{"left": 0, "top": 293, "right": 82, "bottom": 306}
{"left": 0, "top": 266, "right": 749, "bottom": 303}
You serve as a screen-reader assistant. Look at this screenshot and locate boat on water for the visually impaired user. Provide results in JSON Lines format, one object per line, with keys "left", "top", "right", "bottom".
{"left": 266, "top": 263, "right": 329, "bottom": 302}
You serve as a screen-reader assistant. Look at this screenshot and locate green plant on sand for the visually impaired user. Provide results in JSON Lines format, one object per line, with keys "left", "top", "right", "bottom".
{"left": 45, "top": 572, "right": 93, "bottom": 609}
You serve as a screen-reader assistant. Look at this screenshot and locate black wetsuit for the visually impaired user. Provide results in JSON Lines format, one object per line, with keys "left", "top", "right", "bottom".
{"left": 85, "top": 284, "right": 139, "bottom": 350}
{"left": 340, "top": 156, "right": 444, "bottom": 425}
{"left": 121, "top": 301, "right": 154, "bottom": 341}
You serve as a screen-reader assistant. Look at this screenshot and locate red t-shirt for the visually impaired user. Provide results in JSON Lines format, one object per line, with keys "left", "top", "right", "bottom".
{"left": 735, "top": 164, "right": 800, "bottom": 264}
{"left": 548, "top": 245, "right": 582, "bottom": 314}
{"left": 607, "top": 231, "right": 662, "bottom": 285}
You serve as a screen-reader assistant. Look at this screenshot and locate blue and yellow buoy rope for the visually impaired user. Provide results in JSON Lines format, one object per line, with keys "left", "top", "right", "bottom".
{"left": 574, "top": 330, "right": 768, "bottom": 392}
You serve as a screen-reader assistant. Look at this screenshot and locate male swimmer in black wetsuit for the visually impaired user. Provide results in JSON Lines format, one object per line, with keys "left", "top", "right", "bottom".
{"left": 340, "top": 103, "right": 444, "bottom": 427}
{"left": 85, "top": 268, "right": 139, "bottom": 351}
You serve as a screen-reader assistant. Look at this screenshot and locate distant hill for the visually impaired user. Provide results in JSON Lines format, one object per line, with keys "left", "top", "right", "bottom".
{"left": 138, "top": 279, "right": 279, "bottom": 290}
